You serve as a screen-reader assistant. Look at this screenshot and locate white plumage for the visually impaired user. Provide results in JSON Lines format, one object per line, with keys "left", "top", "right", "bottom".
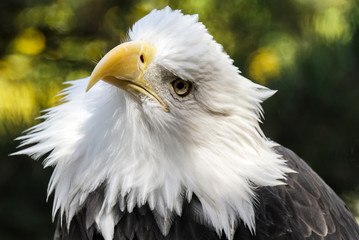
{"left": 14, "top": 7, "right": 318, "bottom": 240}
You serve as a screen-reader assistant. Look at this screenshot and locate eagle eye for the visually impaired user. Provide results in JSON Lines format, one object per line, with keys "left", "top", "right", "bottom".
{"left": 140, "top": 54, "right": 144, "bottom": 63}
{"left": 171, "top": 79, "right": 192, "bottom": 97}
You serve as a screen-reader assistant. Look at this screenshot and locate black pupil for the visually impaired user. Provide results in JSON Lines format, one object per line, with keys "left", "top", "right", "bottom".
{"left": 176, "top": 81, "right": 185, "bottom": 90}
{"left": 140, "top": 55, "right": 144, "bottom": 63}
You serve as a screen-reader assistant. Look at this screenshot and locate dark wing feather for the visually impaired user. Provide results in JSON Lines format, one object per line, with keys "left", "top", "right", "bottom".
{"left": 239, "top": 145, "right": 359, "bottom": 240}
{"left": 54, "top": 145, "right": 359, "bottom": 239}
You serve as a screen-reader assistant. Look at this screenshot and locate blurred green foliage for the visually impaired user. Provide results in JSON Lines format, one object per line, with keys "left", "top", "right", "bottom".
{"left": 1, "top": 0, "right": 359, "bottom": 239}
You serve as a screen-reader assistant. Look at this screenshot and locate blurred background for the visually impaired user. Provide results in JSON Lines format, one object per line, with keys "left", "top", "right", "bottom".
{"left": 1, "top": 0, "right": 359, "bottom": 239}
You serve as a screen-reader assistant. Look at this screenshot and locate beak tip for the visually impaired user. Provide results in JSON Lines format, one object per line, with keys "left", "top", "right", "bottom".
{"left": 85, "top": 85, "right": 91, "bottom": 93}
{"left": 85, "top": 76, "right": 98, "bottom": 93}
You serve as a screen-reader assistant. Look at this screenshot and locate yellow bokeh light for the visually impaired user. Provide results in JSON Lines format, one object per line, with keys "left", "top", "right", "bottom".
{"left": 248, "top": 47, "right": 281, "bottom": 85}
{"left": 313, "top": 8, "right": 352, "bottom": 43}
{"left": 0, "top": 54, "right": 33, "bottom": 81}
{"left": 0, "top": 80, "right": 37, "bottom": 130}
{"left": 13, "top": 28, "right": 46, "bottom": 55}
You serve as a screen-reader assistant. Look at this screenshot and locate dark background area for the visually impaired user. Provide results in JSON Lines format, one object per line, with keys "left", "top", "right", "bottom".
{"left": 1, "top": 0, "right": 359, "bottom": 239}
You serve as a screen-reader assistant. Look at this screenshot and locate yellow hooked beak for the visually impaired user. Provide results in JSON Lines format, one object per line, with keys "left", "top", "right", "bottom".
{"left": 86, "top": 41, "right": 168, "bottom": 111}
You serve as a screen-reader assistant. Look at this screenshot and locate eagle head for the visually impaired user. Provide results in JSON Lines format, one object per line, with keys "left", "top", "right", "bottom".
{"left": 15, "top": 7, "right": 292, "bottom": 239}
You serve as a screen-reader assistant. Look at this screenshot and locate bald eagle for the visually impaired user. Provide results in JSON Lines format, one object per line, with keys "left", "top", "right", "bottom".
{"left": 14, "top": 7, "right": 359, "bottom": 240}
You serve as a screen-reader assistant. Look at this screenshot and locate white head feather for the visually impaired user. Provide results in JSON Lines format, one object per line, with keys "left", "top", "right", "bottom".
{"left": 15, "top": 7, "right": 293, "bottom": 240}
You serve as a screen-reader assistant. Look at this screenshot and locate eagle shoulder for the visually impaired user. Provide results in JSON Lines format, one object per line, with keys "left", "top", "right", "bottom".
{"left": 241, "top": 145, "right": 359, "bottom": 240}
{"left": 54, "top": 145, "right": 359, "bottom": 240}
